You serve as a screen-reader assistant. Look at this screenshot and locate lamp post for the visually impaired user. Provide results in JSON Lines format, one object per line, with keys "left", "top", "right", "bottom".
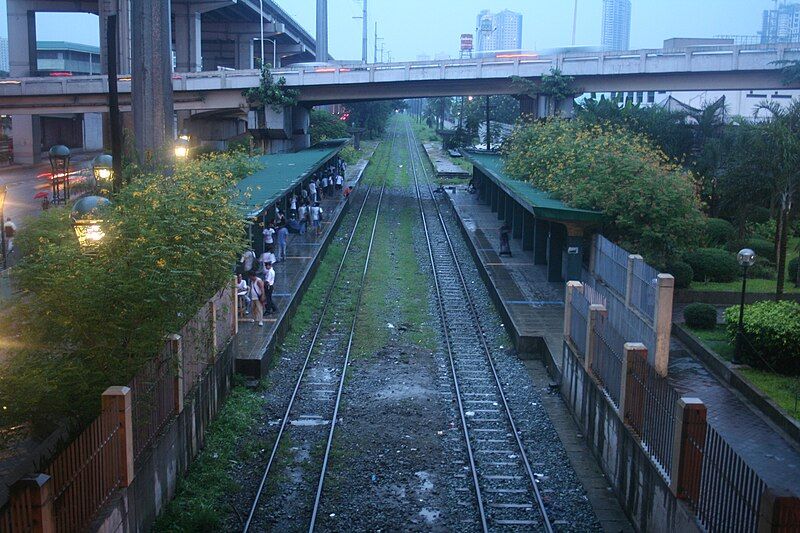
{"left": 174, "top": 138, "right": 190, "bottom": 160}
{"left": 92, "top": 154, "right": 114, "bottom": 195}
{"left": 48, "top": 145, "right": 71, "bottom": 205}
{"left": 0, "top": 185, "right": 6, "bottom": 270}
{"left": 734, "top": 248, "right": 756, "bottom": 364}
{"left": 71, "top": 196, "right": 111, "bottom": 250}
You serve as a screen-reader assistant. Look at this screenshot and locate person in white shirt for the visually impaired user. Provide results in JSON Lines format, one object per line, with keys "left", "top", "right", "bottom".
{"left": 240, "top": 249, "right": 256, "bottom": 273}
{"left": 321, "top": 175, "right": 329, "bottom": 197}
{"left": 310, "top": 202, "right": 324, "bottom": 236}
{"left": 259, "top": 250, "right": 276, "bottom": 276}
{"left": 247, "top": 272, "right": 265, "bottom": 326}
{"left": 4, "top": 217, "right": 17, "bottom": 253}
{"left": 335, "top": 174, "right": 344, "bottom": 190}
{"left": 263, "top": 223, "right": 276, "bottom": 251}
{"left": 236, "top": 274, "right": 250, "bottom": 314}
{"left": 308, "top": 180, "right": 317, "bottom": 203}
{"left": 264, "top": 261, "right": 277, "bottom": 314}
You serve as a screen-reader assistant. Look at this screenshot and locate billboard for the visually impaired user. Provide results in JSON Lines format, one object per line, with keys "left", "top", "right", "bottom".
{"left": 460, "top": 33, "right": 474, "bottom": 51}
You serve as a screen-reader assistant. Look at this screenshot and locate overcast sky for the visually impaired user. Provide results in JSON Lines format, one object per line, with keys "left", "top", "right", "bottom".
{"left": 0, "top": 0, "right": 776, "bottom": 61}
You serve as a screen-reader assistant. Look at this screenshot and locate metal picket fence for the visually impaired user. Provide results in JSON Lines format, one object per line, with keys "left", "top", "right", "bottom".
{"left": 593, "top": 235, "right": 629, "bottom": 297}
{"left": 590, "top": 311, "right": 625, "bottom": 408}
{"left": 630, "top": 259, "right": 659, "bottom": 322}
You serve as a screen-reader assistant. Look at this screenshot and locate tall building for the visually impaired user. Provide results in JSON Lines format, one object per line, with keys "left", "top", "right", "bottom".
{"left": 475, "top": 9, "right": 523, "bottom": 52}
{"left": 760, "top": 3, "right": 800, "bottom": 44}
{"left": 601, "top": 0, "right": 631, "bottom": 51}
{"left": 0, "top": 38, "right": 9, "bottom": 73}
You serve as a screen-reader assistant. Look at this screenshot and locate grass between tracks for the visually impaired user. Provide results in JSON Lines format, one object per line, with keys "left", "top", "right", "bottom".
{"left": 153, "top": 379, "right": 268, "bottom": 532}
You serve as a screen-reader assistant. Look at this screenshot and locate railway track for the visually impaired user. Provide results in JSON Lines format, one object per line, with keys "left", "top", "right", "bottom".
{"left": 242, "top": 125, "right": 398, "bottom": 533}
{"left": 405, "top": 120, "right": 554, "bottom": 532}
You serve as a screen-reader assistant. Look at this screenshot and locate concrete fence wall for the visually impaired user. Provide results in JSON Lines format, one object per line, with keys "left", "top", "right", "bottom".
{"left": 559, "top": 342, "right": 701, "bottom": 532}
{"left": 91, "top": 336, "right": 238, "bottom": 532}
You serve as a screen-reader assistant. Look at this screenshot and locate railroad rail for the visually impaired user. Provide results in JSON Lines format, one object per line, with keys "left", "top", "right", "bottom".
{"left": 405, "top": 120, "right": 554, "bottom": 532}
{"left": 242, "top": 127, "right": 397, "bottom": 532}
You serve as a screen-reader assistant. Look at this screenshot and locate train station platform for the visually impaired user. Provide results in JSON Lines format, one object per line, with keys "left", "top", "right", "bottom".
{"left": 235, "top": 144, "right": 372, "bottom": 378}
{"left": 446, "top": 186, "right": 800, "bottom": 498}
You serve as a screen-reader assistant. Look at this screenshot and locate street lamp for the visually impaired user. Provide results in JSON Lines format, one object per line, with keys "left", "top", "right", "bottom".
{"left": 48, "top": 145, "right": 71, "bottom": 205}
{"left": 71, "top": 195, "right": 111, "bottom": 250}
{"left": 734, "top": 247, "right": 756, "bottom": 364}
{"left": 92, "top": 154, "right": 114, "bottom": 193}
{"left": 174, "top": 138, "right": 190, "bottom": 160}
{"left": 0, "top": 185, "right": 6, "bottom": 270}
{"left": 178, "top": 129, "right": 191, "bottom": 142}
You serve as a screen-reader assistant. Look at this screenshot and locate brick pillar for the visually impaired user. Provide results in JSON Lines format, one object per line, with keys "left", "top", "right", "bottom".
{"left": 10, "top": 474, "right": 54, "bottom": 533}
{"left": 654, "top": 273, "right": 675, "bottom": 377}
{"left": 758, "top": 488, "right": 800, "bottom": 532}
{"left": 585, "top": 304, "right": 606, "bottom": 370}
{"left": 563, "top": 281, "right": 583, "bottom": 339}
{"left": 101, "top": 386, "right": 134, "bottom": 487}
{"left": 168, "top": 333, "right": 184, "bottom": 413}
{"left": 670, "top": 397, "right": 707, "bottom": 503}
{"left": 620, "top": 343, "right": 647, "bottom": 426}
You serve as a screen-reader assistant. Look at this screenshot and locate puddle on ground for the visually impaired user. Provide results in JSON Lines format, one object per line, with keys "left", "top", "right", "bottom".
{"left": 415, "top": 471, "right": 434, "bottom": 491}
{"left": 289, "top": 418, "right": 331, "bottom": 426}
{"left": 419, "top": 508, "right": 441, "bottom": 523}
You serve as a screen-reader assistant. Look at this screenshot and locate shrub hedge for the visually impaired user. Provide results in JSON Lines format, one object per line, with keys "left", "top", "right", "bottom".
{"left": 724, "top": 301, "right": 800, "bottom": 375}
{"left": 664, "top": 260, "right": 693, "bottom": 289}
{"left": 684, "top": 248, "right": 740, "bottom": 283}
{"left": 705, "top": 217, "right": 735, "bottom": 247}
{"left": 684, "top": 303, "right": 717, "bottom": 329}
{"left": 745, "top": 238, "right": 775, "bottom": 263}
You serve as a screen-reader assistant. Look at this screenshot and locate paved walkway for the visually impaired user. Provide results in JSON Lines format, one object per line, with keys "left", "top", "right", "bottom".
{"left": 422, "top": 143, "right": 470, "bottom": 178}
{"left": 236, "top": 152, "right": 371, "bottom": 377}
{"left": 446, "top": 185, "right": 800, "bottom": 497}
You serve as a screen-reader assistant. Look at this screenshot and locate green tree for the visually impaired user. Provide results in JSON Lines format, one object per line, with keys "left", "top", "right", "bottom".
{"left": 502, "top": 118, "right": 705, "bottom": 265}
{"left": 309, "top": 108, "right": 348, "bottom": 144}
{"left": 0, "top": 152, "right": 257, "bottom": 431}
{"left": 513, "top": 68, "right": 578, "bottom": 117}
{"left": 244, "top": 66, "right": 299, "bottom": 113}
{"left": 346, "top": 100, "right": 404, "bottom": 138}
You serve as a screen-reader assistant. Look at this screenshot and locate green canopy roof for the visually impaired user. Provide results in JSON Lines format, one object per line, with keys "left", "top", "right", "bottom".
{"left": 236, "top": 139, "right": 348, "bottom": 218}
{"left": 463, "top": 151, "right": 604, "bottom": 224}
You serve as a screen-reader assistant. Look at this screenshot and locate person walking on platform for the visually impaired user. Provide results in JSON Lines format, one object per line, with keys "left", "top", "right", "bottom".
{"left": 310, "top": 202, "right": 324, "bottom": 237}
{"left": 263, "top": 222, "right": 276, "bottom": 252}
{"left": 264, "top": 261, "right": 277, "bottom": 315}
{"left": 276, "top": 224, "right": 289, "bottom": 262}
{"left": 335, "top": 172, "right": 344, "bottom": 191}
{"left": 308, "top": 180, "right": 317, "bottom": 203}
{"left": 321, "top": 175, "right": 329, "bottom": 198}
{"left": 499, "top": 222, "right": 512, "bottom": 257}
{"left": 247, "top": 271, "right": 265, "bottom": 326}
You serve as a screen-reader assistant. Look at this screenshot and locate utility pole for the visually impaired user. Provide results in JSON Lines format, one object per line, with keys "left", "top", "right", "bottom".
{"left": 106, "top": 14, "right": 123, "bottom": 190}
{"left": 485, "top": 95, "right": 491, "bottom": 150}
{"left": 362, "top": 0, "right": 368, "bottom": 63}
{"left": 374, "top": 22, "right": 379, "bottom": 63}
{"left": 259, "top": 0, "right": 265, "bottom": 67}
{"left": 572, "top": 0, "right": 578, "bottom": 46}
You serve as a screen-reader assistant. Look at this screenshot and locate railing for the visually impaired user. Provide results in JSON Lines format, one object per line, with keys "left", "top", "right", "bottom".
{"left": 569, "top": 289, "right": 589, "bottom": 357}
{"left": 625, "top": 353, "right": 679, "bottom": 479}
{"left": 694, "top": 424, "right": 766, "bottom": 533}
{"left": 0, "top": 280, "right": 238, "bottom": 531}
{"left": 630, "top": 259, "right": 658, "bottom": 320}
{"left": 46, "top": 405, "right": 122, "bottom": 532}
{"left": 130, "top": 345, "right": 176, "bottom": 465}
{"left": 590, "top": 312, "right": 625, "bottom": 408}
{"left": 593, "top": 236, "right": 629, "bottom": 297}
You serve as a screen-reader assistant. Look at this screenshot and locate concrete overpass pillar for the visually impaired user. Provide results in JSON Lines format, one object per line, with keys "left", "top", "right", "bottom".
{"left": 174, "top": 9, "right": 202, "bottom": 72}
{"left": 292, "top": 106, "right": 311, "bottom": 151}
{"left": 11, "top": 115, "right": 42, "bottom": 164}
{"left": 7, "top": 0, "right": 36, "bottom": 77}
{"left": 131, "top": 0, "right": 175, "bottom": 164}
{"left": 83, "top": 113, "right": 104, "bottom": 151}
{"left": 235, "top": 35, "right": 255, "bottom": 70}
{"left": 99, "top": 0, "right": 133, "bottom": 75}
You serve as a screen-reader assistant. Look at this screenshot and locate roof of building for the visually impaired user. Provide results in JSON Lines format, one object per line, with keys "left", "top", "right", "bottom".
{"left": 463, "top": 150, "right": 604, "bottom": 224}
{"left": 236, "top": 139, "right": 348, "bottom": 218}
{"left": 36, "top": 41, "right": 101, "bottom": 55}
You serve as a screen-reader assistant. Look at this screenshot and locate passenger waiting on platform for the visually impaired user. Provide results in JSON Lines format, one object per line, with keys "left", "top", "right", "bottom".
{"left": 260, "top": 249, "right": 276, "bottom": 275}
{"left": 276, "top": 224, "right": 289, "bottom": 262}
{"left": 263, "top": 222, "right": 276, "bottom": 251}
{"left": 247, "top": 272, "right": 266, "bottom": 326}
{"left": 322, "top": 175, "right": 329, "bottom": 197}
{"left": 290, "top": 194, "right": 298, "bottom": 217}
{"left": 301, "top": 187, "right": 309, "bottom": 202}
{"left": 298, "top": 202, "right": 309, "bottom": 227}
{"left": 264, "top": 261, "right": 277, "bottom": 315}
{"left": 287, "top": 215, "right": 305, "bottom": 235}
{"left": 308, "top": 180, "right": 317, "bottom": 203}
{"left": 236, "top": 274, "right": 250, "bottom": 314}
{"left": 335, "top": 173, "right": 344, "bottom": 190}
{"left": 310, "top": 202, "right": 324, "bottom": 236}
{"left": 499, "top": 223, "right": 512, "bottom": 257}
{"left": 239, "top": 248, "right": 256, "bottom": 274}
{"left": 343, "top": 186, "right": 353, "bottom": 199}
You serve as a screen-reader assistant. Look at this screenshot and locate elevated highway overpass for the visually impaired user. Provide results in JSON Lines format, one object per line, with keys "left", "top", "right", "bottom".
{"left": 1, "top": 44, "right": 798, "bottom": 116}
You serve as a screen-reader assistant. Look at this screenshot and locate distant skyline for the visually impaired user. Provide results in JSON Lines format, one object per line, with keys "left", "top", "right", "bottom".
{"left": 0, "top": 1, "right": 777, "bottom": 61}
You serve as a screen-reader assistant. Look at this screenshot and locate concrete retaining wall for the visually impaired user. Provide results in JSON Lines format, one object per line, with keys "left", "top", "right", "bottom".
{"left": 91, "top": 339, "right": 238, "bottom": 532}
{"left": 560, "top": 342, "right": 700, "bottom": 532}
